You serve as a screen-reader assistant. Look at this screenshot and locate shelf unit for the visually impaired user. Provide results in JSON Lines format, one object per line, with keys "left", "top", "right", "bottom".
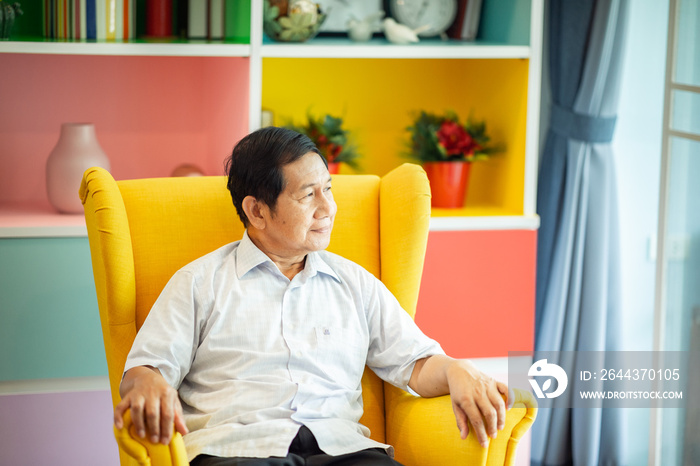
{"left": 0, "top": 0, "right": 543, "bottom": 236}
{"left": 259, "top": 37, "right": 531, "bottom": 59}
{"left": 0, "top": 206, "right": 540, "bottom": 239}
{"left": 0, "top": 40, "right": 252, "bottom": 57}
{"left": 0, "top": 5, "right": 542, "bottom": 461}
{"left": 0, "top": 203, "right": 87, "bottom": 238}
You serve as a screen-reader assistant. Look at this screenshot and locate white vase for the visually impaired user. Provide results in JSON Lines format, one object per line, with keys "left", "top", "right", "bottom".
{"left": 46, "top": 123, "right": 111, "bottom": 214}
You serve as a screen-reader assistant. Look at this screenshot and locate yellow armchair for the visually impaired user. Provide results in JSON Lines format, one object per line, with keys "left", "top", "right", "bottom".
{"left": 80, "top": 163, "right": 536, "bottom": 466}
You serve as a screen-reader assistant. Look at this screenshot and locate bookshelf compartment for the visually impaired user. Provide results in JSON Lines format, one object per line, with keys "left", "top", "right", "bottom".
{"left": 1, "top": 0, "right": 542, "bottom": 230}
{"left": 262, "top": 57, "right": 530, "bottom": 215}
{"left": 0, "top": 53, "right": 250, "bottom": 208}
{"left": 6, "top": 0, "right": 252, "bottom": 47}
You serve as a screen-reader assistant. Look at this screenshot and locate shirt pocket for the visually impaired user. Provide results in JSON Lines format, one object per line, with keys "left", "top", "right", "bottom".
{"left": 314, "top": 326, "right": 367, "bottom": 390}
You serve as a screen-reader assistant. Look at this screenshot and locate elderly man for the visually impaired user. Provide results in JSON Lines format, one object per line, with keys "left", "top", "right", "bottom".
{"left": 115, "top": 127, "right": 513, "bottom": 466}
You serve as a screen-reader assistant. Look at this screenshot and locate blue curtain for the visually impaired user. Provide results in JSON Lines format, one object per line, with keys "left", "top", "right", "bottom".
{"left": 532, "top": 0, "right": 629, "bottom": 465}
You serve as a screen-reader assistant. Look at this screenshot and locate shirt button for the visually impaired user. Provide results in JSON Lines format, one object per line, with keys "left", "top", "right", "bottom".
{"left": 295, "top": 350, "right": 302, "bottom": 357}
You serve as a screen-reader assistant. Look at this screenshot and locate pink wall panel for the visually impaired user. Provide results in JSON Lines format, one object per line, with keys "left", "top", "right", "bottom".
{"left": 415, "top": 230, "right": 537, "bottom": 359}
{"left": 0, "top": 54, "right": 249, "bottom": 206}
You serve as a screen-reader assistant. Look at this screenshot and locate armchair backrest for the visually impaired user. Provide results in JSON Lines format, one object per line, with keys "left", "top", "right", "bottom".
{"left": 80, "top": 163, "right": 431, "bottom": 461}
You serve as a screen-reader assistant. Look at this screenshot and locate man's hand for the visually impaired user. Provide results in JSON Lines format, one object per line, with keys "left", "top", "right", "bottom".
{"left": 445, "top": 359, "right": 514, "bottom": 447}
{"left": 114, "top": 366, "right": 189, "bottom": 445}
{"left": 409, "top": 356, "right": 514, "bottom": 448}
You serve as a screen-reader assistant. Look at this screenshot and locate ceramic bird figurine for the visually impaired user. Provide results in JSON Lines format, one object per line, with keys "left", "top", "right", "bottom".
{"left": 347, "top": 11, "right": 385, "bottom": 42}
{"left": 383, "top": 18, "right": 429, "bottom": 44}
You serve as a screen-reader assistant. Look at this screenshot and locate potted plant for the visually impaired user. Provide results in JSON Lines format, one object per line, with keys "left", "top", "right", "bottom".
{"left": 285, "top": 113, "right": 360, "bottom": 174}
{"left": 0, "top": 1, "right": 23, "bottom": 40}
{"left": 406, "top": 110, "right": 497, "bottom": 208}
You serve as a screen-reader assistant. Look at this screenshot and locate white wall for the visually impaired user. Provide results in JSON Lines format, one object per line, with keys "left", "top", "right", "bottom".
{"left": 611, "top": 0, "right": 669, "bottom": 464}
{"left": 612, "top": 0, "right": 668, "bottom": 351}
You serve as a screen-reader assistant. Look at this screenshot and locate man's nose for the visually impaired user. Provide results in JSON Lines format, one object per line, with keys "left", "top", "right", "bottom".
{"left": 316, "top": 192, "right": 336, "bottom": 218}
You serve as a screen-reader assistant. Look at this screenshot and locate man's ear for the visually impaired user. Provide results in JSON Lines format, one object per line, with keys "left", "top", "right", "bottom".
{"left": 242, "top": 196, "right": 267, "bottom": 230}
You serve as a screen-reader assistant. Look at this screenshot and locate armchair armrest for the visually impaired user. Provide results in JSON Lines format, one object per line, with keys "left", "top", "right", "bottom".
{"left": 385, "top": 384, "right": 537, "bottom": 466}
{"left": 114, "top": 410, "right": 188, "bottom": 466}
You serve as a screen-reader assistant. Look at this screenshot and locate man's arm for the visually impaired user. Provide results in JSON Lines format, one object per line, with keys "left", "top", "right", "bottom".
{"left": 113, "top": 269, "right": 200, "bottom": 445}
{"left": 114, "top": 366, "right": 189, "bottom": 445}
{"left": 408, "top": 355, "right": 514, "bottom": 448}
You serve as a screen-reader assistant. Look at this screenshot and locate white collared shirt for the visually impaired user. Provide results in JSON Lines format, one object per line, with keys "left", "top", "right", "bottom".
{"left": 124, "top": 231, "right": 444, "bottom": 461}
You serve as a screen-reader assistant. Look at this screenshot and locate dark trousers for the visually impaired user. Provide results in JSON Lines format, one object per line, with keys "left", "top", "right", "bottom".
{"left": 190, "top": 426, "right": 405, "bottom": 466}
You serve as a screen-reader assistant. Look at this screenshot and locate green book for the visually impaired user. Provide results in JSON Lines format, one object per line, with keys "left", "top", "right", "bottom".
{"left": 135, "top": 0, "right": 145, "bottom": 38}
{"left": 224, "top": 0, "right": 250, "bottom": 43}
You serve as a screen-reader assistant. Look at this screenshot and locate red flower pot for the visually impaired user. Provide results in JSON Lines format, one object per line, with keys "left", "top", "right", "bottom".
{"left": 327, "top": 162, "right": 340, "bottom": 174}
{"left": 423, "top": 161, "right": 471, "bottom": 208}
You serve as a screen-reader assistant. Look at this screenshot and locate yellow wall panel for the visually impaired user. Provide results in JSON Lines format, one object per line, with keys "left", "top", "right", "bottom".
{"left": 262, "top": 58, "right": 528, "bottom": 214}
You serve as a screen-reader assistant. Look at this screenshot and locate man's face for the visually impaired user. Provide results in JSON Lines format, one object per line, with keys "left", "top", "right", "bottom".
{"left": 262, "top": 152, "right": 337, "bottom": 258}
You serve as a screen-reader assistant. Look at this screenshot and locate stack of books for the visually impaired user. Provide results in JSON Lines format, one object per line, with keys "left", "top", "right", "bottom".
{"left": 41, "top": 0, "right": 250, "bottom": 42}
{"left": 43, "top": 0, "right": 136, "bottom": 41}
{"left": 186, "top": 0, "right": 249, "bottom": 41}
{"left": 447, "top": 0, "right": 484, "bottom": 41}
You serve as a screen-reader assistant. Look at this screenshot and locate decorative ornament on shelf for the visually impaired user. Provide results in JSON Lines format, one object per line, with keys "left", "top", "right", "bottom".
{"left": 406, "top": 110, "right": 499, "bottom": 208}
{"left": 0, "top": 1, "right": 23, "bottom": 40}
{"left": 263, "top": 0, "right": 327, "bottom": 42}
{"left": 261, "top": 109, "right": 275, "bottom": 128}
{"left": 382, "top": 18, "right": 429, "bottom": 44}
{"left": 46, "top": 123, "right": 111, "bottom": 214}
{"left": 285, "top": 113, "right": 360, "bottom": 174}
{"left": 347, "top": 11, "right": 384, "bottom": 42}
{"left": 387, "top": 0, "right": 458, "bottom": 38}
{"left": 171, "top": 164, "right": 204, "bottom": 177}
{"left": 314, "top": 0, "right": 383, "bottom": 36}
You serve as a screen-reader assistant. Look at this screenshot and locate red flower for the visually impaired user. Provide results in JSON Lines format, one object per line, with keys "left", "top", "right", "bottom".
{"left": 324, "top": 143, "right": 342, "bottom": 163}
{"left": 436, "top": 120, "right": 476, "bottom": 156}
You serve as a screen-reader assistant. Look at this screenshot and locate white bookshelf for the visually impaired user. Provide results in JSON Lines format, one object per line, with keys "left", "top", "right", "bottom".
{"left": 0, "top": 0, "right": 544, "bottom": 236}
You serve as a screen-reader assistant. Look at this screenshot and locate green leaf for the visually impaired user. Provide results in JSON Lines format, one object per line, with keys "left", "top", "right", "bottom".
{"left": 278, "top": 16, "right": 292, "bottom": 28}
{"left": 289, "top": 12, "right": 313, "bottom": 28}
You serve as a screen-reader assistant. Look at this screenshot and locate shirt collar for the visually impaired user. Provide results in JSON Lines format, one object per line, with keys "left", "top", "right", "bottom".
{"left": 306, "top": 250, "right": 342, "bottom": 283}
{"left": 235, "top": 231, "right": 275, "bottom": 279}
{"left": 236, "top": 230, "right": 341, "bottom": 283}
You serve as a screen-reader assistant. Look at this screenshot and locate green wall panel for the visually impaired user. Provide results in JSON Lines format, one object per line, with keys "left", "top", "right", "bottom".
{"left": 0, "top": 237, "right": 107, "bottom": 381}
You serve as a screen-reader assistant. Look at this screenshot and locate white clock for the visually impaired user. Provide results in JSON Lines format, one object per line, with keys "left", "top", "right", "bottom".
{"left": 388, "top": 0, "right": 458, "bottom": 37}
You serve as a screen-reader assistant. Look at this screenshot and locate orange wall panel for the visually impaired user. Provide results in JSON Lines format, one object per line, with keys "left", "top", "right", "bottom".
{"left": 415, "top": 229, "right": 536, "bottom": 358}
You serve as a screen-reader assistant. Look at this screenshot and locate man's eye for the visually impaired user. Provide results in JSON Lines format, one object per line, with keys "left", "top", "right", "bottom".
{"left": 324, "top": 186, "right": 332, "bottom": 192}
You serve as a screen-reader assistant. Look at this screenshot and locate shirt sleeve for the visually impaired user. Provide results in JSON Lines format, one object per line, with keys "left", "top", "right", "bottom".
{"left": 363, "top": 273, "right": 445, "bottom": 392}
{"left": 123, "top": 269, "right": 201, "bottom": 390}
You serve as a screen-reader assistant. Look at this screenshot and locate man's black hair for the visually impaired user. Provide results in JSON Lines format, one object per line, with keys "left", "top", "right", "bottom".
{"left": 224, "top": 126, "right": 325, "bottom": 226}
